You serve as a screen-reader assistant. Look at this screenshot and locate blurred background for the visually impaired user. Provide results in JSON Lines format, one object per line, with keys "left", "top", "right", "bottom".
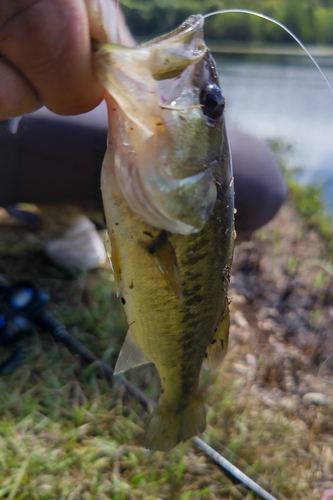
{"left": 121, "top": 0, "right": 333, "bottom": 212}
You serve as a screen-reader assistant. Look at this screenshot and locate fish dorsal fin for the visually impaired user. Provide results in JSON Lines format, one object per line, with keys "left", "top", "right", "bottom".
{"left": 203, "top": 304, "right": 230, "bottom": 370}
{"left": 147, "top": 231, "right": 183, "bottom": 303}
{"left": 114, "top": 328, "right": 150, "bottom": 374}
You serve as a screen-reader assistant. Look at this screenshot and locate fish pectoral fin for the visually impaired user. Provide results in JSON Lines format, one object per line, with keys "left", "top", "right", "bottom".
{"left": 114, "top": 328, "right": 150, "bottom": 374}
{"left": 147, "top": 231, "right": 183, "bottom": 303}
{"left": 203, "top": 304, "right": 230, "bottom": 370}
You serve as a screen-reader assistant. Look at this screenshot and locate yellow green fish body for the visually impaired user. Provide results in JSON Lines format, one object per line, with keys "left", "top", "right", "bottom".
{"left": 95, "top": 15, "right": 234, "bottom": 451}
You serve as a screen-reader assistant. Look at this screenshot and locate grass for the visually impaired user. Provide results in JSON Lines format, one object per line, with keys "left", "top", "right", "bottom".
{"left": 0, "top": 222, "right": 249, "bottom": 499}
{"left": 268, "top": 138, "right": 333, "bottom": 259}
{"left": 1, "top": 164, "right": 333, "bottom": 499}
{"left": 0, "top": 337, "right": 254, "bottom": 499}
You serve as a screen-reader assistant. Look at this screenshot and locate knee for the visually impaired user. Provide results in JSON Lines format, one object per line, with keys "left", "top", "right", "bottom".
{"left": 228, "top": 127, "right": 287, "bottom": 237}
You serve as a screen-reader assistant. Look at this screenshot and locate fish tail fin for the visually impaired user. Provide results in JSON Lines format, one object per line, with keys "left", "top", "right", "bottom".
{"left": 144, "top": 395, "right": 206, "bottom": 452}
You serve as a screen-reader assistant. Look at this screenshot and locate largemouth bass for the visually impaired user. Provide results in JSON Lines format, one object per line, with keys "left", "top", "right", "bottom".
{"left": 94, "top": 14, "right": 234, "bottom": 452}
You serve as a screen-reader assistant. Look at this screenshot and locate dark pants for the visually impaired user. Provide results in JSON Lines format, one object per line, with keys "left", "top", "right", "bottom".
{"left": 0, "top": 103, "right": 287, "bottom": 235}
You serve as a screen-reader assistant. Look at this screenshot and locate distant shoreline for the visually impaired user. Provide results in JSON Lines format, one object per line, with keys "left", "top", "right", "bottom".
{"left": 206, "top": 41, "right": 333, "bottom": 57}
{"left": 136, "top": 36, "right": 333, "bottom": 58}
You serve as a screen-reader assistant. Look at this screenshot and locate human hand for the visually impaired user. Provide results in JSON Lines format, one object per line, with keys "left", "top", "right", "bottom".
{"left": 0, "top": 0, "right": 134, "bottom": 118}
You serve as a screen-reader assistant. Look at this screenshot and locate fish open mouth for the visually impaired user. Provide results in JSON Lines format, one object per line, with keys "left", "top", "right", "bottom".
{"left": 95, "top": 14, "right": 228, "bottom": 235}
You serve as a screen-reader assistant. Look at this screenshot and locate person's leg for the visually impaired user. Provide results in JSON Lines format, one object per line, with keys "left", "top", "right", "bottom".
{"left": 0, "top": 106, "right": 287, "bottom": 267}
{"left": 0, "top": 105, "right": 109, "bottom": 269}
{"left": 0, "top": 106, "right": 286, "bottom": 232}
{"left": 0, "top": 104, "right": 107, "bottom": 208}
{"left": 228, "top": 128, "right": 287, "bottom": 239}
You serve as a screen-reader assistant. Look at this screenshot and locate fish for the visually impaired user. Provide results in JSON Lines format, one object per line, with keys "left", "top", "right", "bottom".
{"left": 94, "top": 14, "right": 234, "bottom": 452}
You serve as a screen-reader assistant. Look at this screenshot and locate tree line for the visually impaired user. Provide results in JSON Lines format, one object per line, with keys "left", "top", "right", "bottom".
{"left": 120, "top": 0, "right": 333, "bottom": 45}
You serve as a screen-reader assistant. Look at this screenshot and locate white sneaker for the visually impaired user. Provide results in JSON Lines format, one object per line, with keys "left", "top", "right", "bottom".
{"left": 44, "top": 215, "right": 106, "bottom": 270}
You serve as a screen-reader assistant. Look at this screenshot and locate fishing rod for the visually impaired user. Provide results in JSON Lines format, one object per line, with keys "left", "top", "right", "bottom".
{"left": 0, "top": 276, "right": 280, "bottom": 500}
{"left": 0, "top": 276, "right": 152, "bottom": 410}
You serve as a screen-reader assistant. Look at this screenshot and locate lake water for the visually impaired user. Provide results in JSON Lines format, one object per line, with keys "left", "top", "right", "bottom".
{"left": 214, "top": 53, "right": 333, "bottom": 212}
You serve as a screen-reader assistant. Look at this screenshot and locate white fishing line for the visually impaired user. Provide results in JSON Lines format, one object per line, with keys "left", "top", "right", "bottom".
{"left": 203, "top": 9, "right": 333, "bottom": 95}
{"left": 319, "top": 353, "right": 333, "bottom": 384}
{"left": 193, "top": 437, "right": 283, "bottom": 500}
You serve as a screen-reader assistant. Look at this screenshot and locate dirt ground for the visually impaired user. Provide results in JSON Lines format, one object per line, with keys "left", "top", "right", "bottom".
{"left": 228, "top": 201, "right": 333, "bottom": 498}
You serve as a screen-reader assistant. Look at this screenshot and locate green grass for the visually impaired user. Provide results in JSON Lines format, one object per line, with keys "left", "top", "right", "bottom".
{"left": 1, "top": 185, "right": 332, "bottom": 499}
{"left": 0, "top": 225, "right": 252, "bottom": 499}
{"left": 269, "top": 138, "right": 333, "bottom": 259}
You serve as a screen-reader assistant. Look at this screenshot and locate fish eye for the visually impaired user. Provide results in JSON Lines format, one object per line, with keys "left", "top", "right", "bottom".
{"left": 200, "top": 84, "right": 225, "bottom": 120}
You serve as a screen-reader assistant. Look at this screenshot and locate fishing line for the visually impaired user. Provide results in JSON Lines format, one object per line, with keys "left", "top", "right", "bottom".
{"left": 319, "top": 353, "right": 333, "bottom": 384}
{"left": 193, "top": 437, "right": 282, "bottom": 500}
{"left": 203, "top": 9, "right": 333, "bottom": 95}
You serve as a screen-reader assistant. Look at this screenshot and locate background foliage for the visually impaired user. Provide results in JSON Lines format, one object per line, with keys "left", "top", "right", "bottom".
{"left": 120, "top": 0, "right": 333, "bottom": 44}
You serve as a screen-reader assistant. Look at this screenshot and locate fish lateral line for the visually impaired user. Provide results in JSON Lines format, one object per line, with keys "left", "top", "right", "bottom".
{"left": 203, "top": 9, "right": 333, "bottom": 95}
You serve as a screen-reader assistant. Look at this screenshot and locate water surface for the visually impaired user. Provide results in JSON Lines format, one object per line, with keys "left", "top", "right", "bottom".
{"left": 215, "top": 53, "right": 333, "bottom": 211}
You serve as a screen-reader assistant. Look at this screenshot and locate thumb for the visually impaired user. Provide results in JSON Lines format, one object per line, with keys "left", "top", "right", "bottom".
{"left": 85, "top": 0, "right": 135, "bottom": 45}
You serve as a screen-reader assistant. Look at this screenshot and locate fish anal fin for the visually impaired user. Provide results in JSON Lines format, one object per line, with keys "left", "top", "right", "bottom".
{"left": 203, "top": 304, "right": 230, "bottom": 370}
{"left": 114, "top": 328, "right": 150, "bottom": 374}
{"left": 147, "top": 231, "right": 183, "bottom": 302}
